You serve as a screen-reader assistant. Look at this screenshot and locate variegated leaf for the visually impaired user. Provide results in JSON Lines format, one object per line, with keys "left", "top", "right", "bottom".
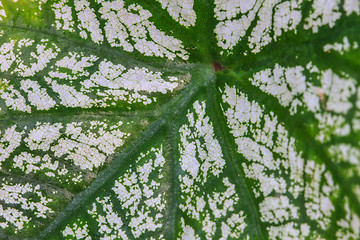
{"left": 0, "top": 0, "right": 359, "bottom": 239}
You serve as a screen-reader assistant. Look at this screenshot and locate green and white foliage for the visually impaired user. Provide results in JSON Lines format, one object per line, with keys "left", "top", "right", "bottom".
{"left": 0, "top": 0, "right": 359, "bottom": 239}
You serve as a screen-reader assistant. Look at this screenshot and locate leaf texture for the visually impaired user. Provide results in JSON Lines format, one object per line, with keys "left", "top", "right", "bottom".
{"left": 0, "top": 0, "right": 359, "bottom": 239}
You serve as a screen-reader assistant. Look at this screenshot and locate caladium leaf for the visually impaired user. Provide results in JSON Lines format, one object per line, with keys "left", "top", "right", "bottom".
{"left": 0, "top": 0, "right": 359, "bottom": 239}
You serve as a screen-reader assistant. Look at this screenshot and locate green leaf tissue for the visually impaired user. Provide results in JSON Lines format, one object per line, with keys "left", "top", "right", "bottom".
{"left": 0, "top": 0, "right": 359, "bottom": 239}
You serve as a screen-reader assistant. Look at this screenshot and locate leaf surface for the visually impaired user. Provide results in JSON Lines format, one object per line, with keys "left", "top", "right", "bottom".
{"left": 0, "top": 0, "right": 359, "bottom": 239}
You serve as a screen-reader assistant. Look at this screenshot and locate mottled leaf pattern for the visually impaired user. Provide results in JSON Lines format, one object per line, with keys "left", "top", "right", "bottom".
{"left": 0, "top": 0, "right": 359, "bottom": 239}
